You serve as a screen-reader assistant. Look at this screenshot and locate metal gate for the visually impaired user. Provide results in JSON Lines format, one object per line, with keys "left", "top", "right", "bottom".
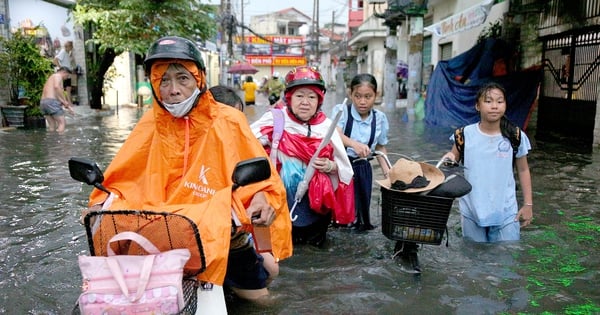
{"left": 539, "top": 27, "right": 600, "bottom": 146}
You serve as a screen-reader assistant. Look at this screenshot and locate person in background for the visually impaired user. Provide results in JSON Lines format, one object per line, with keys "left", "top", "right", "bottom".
{"left": 441, "top": 82, "right": 533, "bottom": 242}
{"left": 259, "top": 75, "right": 269, "bottom": 94}
{"left": 85, "top": 36, "right": 292, "bottom": 301}
{"left": 241, "top": 76, "right": 258, "bottom": 107}
{"left": 332, "top": 74, "right": 389, "bottom": 231}
{"left": 40, "top": 66, "right": 74, "bottom": 133}
{"left": 210, "top": 85, "right": 244, "bottom": 111}
{"left": 233, "top": 73, "right": 241, "bottom": 90}
{"left": 251, "top": 66, "right": 354, "bottom": 247}
{"left": 260, "top": 72, "right": 285, "bottom": 105}
{"left": 52, "top": 40, "right": 74, "bottom": 104}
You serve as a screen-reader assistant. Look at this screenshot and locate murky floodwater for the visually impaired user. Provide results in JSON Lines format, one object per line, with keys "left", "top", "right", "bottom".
{"left": 0, "top": 95, "right": 598, "bottom": 314}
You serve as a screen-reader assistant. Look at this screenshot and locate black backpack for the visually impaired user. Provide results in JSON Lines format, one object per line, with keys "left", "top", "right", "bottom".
{"left": 454, "top": 116, "right": 521, "bottom": 164}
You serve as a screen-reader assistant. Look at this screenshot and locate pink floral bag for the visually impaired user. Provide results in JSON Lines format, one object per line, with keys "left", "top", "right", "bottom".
{"left": 77, "top": 231, "right": 191, "bottom": 315}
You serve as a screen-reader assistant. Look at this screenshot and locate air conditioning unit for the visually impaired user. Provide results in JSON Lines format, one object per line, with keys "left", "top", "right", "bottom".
{"left": 368, "top": 0, "right": 387, "bottom": 4}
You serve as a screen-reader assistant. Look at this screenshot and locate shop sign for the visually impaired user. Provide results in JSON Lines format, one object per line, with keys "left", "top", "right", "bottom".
{"left": 424, "top": 0, "right": 493, "bottom": 38}
{"left": 246, "top": 55, "right": 307, "bottom": 67}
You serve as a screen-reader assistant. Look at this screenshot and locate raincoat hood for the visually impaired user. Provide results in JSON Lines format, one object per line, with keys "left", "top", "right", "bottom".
{"left": 150, "top": 59, "right": 206, "bottom": 102}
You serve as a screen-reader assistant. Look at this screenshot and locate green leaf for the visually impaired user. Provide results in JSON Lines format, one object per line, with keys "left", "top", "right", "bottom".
{"left": 72, "top": 0, "right": 218, "bottom": 107}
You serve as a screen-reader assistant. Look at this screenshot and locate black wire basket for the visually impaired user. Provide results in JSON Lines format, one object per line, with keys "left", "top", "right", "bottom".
{"left": 71, "top": 210, "right": 205, "bottom": 315}
{"left": 381, "top": 187, "right": 454, "bottom": 245}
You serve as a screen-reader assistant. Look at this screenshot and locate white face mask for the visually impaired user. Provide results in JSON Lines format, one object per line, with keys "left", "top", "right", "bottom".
{"left": 162, "top": 88, "right": 201, "bottom": 118}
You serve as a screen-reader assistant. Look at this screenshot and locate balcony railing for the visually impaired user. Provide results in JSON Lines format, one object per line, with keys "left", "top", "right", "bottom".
{"left": 535, "top": 0, "right": 600, "bottom": 31}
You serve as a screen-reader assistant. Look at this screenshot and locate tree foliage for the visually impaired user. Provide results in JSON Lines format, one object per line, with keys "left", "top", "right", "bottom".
{"left": 72, "top": 0, "right": 217, "bottom": 108}
{"left": 0, "top": 31, "right": 53, "bottom": 115}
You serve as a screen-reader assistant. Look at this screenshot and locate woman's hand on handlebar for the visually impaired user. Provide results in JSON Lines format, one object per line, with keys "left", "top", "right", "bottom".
{"left": 247, "top": 192, "right": 276, "bottom": 227}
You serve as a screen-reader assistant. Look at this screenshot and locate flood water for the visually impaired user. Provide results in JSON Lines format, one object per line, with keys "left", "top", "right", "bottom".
{"left": 0, "top": 94, "right": 598, "bottom": 314}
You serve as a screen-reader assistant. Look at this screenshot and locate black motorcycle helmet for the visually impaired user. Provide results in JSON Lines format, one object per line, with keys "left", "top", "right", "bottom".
{"left": 144, "top": 36, "right": 207, "bottom": 114}
{"left": 144, "top": 36, "right": 206, "bottom": 72}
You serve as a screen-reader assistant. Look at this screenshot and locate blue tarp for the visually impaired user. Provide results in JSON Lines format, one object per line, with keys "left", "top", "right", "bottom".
{"left": 424, "top": 38, "right": 542, "bottom": 130}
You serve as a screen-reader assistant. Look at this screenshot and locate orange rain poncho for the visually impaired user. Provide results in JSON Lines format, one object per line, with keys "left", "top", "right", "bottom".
{"left": 88, "top": 61, "right": 292, "bottom": 285}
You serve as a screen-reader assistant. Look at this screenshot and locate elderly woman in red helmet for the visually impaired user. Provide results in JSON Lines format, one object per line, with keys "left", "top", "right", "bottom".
{"left": 251, "top": 66, "right": 354, "bottom": 247}
{"left": 85, "top": 36, "right": 292, "bottom": 301}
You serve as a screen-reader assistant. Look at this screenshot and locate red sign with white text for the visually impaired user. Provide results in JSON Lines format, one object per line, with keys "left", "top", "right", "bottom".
{"left": 246, "top": 55, "right": 307, "bottom": 67}
{"left": 235, "top": 35, "right": 305, "bottom": 56}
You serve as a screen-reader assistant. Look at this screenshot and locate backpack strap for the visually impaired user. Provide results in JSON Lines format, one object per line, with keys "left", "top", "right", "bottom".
{"left": 270, "top": 108, "right": 285, "bottom": 165}
{"left": 367, "top": 111, "right": 377, "bottom": 148}
{"left": 510, "top": 126, "right": 522, "bottom": 160}
{"left": 343, "top": 104, "right": 354, "bottom": 137}
{"left": 343, "top": 104, "right": 377, "bottom": 148}
{"left": 454, "top": 126, "right": 465, "bottom": 164}
{"left": 500, "top": 116, "right": 522, "bottom": 161}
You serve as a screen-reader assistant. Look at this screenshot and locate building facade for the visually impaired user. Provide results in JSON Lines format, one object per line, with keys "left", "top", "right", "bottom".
{"left": 345, "top": 0, "right": 600, "bottom": 147}
{"left": 239, "top": 8, "right": 312, "bottom": 80}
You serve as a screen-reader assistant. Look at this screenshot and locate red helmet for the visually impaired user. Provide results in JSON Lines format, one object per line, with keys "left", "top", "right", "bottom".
{"left": 284, "top": 66, "right": 326, "bottom": 94}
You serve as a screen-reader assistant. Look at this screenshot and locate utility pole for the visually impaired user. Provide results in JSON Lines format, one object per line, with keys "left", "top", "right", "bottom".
{"left": 219, "top": 0, "right": 226, "bottom": 85}
{"left": 219, "top": 0, "right": 234, "bottom": 85}
{"left": 241, "top": 0, "right": 245, "bottom": 56}
{"left": 383, "top": 25, "right": 398, "bottom": 109}
{"left": 226, "top": 0, "right": 233, "bottom": 59}
{"left": 331, "top": 10, "right": 335, "bottom": 41}
{"left": 316, "top": 0, "right": 319, "bottom": 63}
{"left": 406, "top": 16, "right": 424, "bottom": 119}
{"left": 312, "top": 0, "right": 319, "bottom": 65}
{"left": 330, "top": 10, "right": 335, "bottom": 90}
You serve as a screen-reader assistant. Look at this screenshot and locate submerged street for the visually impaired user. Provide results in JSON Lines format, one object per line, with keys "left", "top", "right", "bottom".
{"left": 0, "top": 91, "right": 598, "bottom": 314}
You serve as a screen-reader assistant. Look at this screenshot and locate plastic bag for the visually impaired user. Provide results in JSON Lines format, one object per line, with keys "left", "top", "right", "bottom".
{"left": 332, "top": 180, "right": 355, "bottom": 224}
{"left": 308, "top": 172, "right": 336, "bottom": 215}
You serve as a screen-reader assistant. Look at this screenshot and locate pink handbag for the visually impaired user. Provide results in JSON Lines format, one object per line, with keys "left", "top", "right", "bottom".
{"left": 77, "top": 231, "right": 191, "bottom": 315}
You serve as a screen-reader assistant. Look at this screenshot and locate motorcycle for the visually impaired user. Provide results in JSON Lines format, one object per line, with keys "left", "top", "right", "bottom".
{"left": 68, "top": 156, "right": 273, "bottom": 314}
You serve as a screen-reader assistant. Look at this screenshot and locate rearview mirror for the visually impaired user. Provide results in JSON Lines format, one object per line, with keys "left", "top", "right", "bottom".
{"left": 69, "top": 157, "right": 104, "bottom": 185}
{"left": 232, "top": 157, "right": 271, "bottom": 190}
{"left": 68, "top": 157, "right": 110, "bottom": 194}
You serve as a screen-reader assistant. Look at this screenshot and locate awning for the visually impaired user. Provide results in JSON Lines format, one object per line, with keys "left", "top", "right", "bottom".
{"left": 424, "top": 0, "right": 494, "bottom": 38}
{"left": 42, "top": 0, "right": 76, "bottom": 8}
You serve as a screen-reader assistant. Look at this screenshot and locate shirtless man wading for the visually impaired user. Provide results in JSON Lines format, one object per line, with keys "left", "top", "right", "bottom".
{"left": 40, "top": 66, "right": 74, "bottom": 132}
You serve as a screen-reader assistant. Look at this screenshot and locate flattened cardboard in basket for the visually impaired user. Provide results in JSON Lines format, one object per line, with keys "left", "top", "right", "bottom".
{"left": 380, "top": 187, "right": 453, "bottom": 245}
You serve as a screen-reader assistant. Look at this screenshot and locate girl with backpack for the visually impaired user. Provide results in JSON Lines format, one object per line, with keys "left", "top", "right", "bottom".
{"left": 441, "top": 82, "right": 534, "bottom": 242}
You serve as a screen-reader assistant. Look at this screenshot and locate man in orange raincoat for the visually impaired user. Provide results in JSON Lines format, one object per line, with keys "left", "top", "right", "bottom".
{"left": 85, "top": 36, "right": 292, "bottom": 301}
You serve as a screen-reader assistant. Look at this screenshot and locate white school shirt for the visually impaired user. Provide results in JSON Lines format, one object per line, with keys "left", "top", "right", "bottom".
{"left": 457, "top": 123, "right": 531, "bottom": 226}
{"left": 331, "top": 103, "right": 389, "bottom": 158}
